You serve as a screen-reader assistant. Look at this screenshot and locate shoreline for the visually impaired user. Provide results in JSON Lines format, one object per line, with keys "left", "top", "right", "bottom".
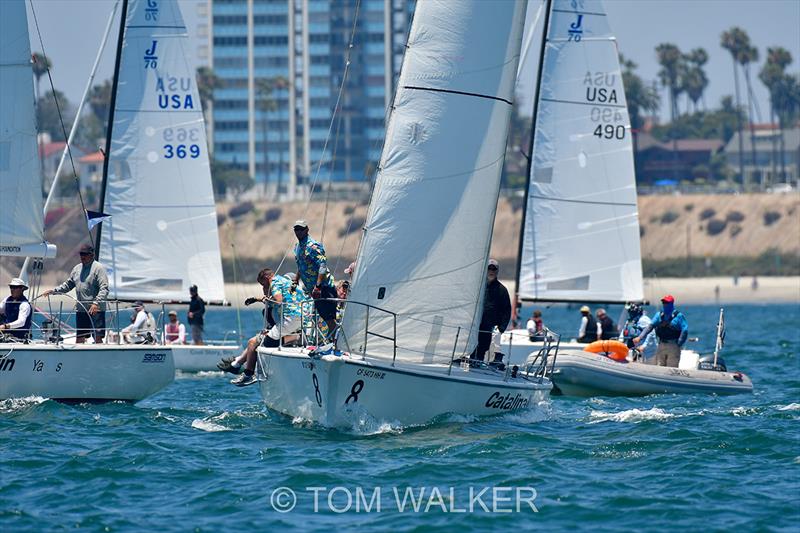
{"left": 223, "top": 276, "right": 800, "bottom": 308}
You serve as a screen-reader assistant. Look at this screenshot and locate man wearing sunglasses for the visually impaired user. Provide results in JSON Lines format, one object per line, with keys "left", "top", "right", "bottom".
{"left": 42, "top": 243, "right": 109, "bottom": 344}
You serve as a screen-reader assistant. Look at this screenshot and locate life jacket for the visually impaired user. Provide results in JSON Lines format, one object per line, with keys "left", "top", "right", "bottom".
{"left": 599, "top": 316, "right": 618, "bottom": 340}
{"left": 3, "top": 295, "right": 32, "bottom": 340}
{"left": 622, "top": 316, "right": 644, "bottom": 347}
{"left": 165, "top": 321, "right": 181, "bottom": 342}
{"left": 578, "top": 314, "right": 597, "bottom": 343}
{"left": 655, "top": 310, "right": 682, "bottom": 341}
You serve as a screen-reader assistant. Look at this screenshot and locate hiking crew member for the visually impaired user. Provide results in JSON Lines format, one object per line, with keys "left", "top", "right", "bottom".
{"left": 471, "top": 259, "right": 511, "bottom": 363}
{"left": 577, "top": 305, "right": 601, "bottom": 343}
{"left": 164, "top": 310, "right": 186, "bottom": 344}
{"left": 122, "top": 301, "right": 156, "bottom": 344}
{"left": 187, "top": 285, "right": 206, "bottom": 345}
{"left": 292, "top": 220, "right": 337, "bottom": 336}
{"left": 42, "top": 244, "right": 108, "bottom": 343}
{"left": 0, "top": 278, "right": 33, "bottom": 341}
{"left": 634, "top": 295, "right": 688, "bottom": 368}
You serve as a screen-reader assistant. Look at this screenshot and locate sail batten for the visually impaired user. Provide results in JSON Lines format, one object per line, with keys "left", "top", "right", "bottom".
{"left": 99, "top": 0, "right": 225, "bottom": 303}
{"left": 341, "top": 0, "right": 527, "bottom": 363}
{"left": 0, "top": 0, "right": 55, "bottom": 259}
{"left": 517, "top": 0, "right": 643, "bottom": 304}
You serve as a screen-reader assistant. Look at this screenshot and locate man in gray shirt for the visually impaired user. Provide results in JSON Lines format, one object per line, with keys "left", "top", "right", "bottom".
{"left": 42, "top": 244, "right": 109, "bottom": 343}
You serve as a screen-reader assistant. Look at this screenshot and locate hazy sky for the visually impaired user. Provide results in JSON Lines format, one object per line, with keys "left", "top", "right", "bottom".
{"left": 25, "top": 0, "right": 800, "bottom": 123}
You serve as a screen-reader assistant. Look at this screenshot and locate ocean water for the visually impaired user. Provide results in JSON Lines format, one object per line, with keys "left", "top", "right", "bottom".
{"left": 1, "top": 303, "right": 798, "bottom": 531}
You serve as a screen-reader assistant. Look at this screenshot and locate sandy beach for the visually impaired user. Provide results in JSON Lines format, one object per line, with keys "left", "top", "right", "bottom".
{"left": 222, "top": 276, "right": 800, "bottom": 308}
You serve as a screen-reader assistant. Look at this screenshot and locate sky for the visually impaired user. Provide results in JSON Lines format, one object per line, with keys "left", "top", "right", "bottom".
{"left": 25, "top": 0, "right": 800, "bottom": 123}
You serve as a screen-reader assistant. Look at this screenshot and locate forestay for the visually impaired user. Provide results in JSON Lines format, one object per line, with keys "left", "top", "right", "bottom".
{"left": 518, "top": 0, "right": 642, "bottom": 303}
{"left": 0, "top": 0, "right": 55, "bottom": 259}
{"left": 99, "top": 0, "right": 225, "bottom": 303}
{"left": 341, "top": 0, "right": 527, "bottom": 363}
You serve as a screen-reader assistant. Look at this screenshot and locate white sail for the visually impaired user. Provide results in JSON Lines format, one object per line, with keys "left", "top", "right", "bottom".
{"left": 100, "top": 0, "right": 225, "bottom": 303}
{"left": 341, "top": 0, "right": 527, "bottom": 363}
{"left": 0, "top": 0, "right": 55, "bottom": 259}
{"left": 518, "top": 0, "right": 642, "bottom": 303}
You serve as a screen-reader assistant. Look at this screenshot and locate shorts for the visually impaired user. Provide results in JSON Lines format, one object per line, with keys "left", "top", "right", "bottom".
{"left": 76, "top": 310, "right": 106, "bottom": 338}
{"left": 266, "top": 315, "right": 302, "bottom": 340}
{"left": 191, "top": 324, "right": 204, "bottom": 340}
{"left": 314, "top": 284, "right": 338, "bottom": 322}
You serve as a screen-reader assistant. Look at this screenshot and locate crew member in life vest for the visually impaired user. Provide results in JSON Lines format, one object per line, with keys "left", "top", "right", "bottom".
{"left": 633, "top": 295, "right": 688, "bottom": 368}
{"left": 0, "top": 278, "right": 33, "bottom": 341}
{"left": 621, "top": 302, "right": 656, "bottom": 362}
{"left": 164, "top": 309, "right": 186, "bottom": 344}
{"left": 577, "top": 305, "right": 601, "bottom": 343}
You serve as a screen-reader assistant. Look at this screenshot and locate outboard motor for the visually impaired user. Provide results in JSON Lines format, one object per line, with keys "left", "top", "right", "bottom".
{"left": 698, "top": 354, "right": 727, "bottom": 372}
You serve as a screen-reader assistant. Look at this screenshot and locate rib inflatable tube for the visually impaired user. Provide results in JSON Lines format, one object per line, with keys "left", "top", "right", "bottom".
{"left": 584, "top": 340, "right": 629, "bottom": 361}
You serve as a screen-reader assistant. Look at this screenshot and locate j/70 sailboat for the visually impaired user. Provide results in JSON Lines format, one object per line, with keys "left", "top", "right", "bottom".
{"left": 255, "top": 0, "right": 553, "bottom": 428}
{"left": 0, "top": 0, "right": 174, "bottom": 402}
{"left": 97, "top": 0, "right": 238, "bottom": 371}
{"left": 500, "top": 0, "right": 751, "bottom": 396}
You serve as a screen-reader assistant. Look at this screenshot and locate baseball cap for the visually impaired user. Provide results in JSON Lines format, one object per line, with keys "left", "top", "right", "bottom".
{"left": 79, "top": 244, "right": 95, "bottom": 255}
{"left": 661, "top": 294, "right": 675, "bottom": 304}
{"left": 487, "top": 259, "right": 499, "bottom": 270}
{"left": 133, "top": 300, "right": 144, "bottom": 309}
{"left": 293, "top": 219, "right": 309, "bottom": 229}
{"left": 580, "top": 305, "right": 590, "bottom": 313}
{"left": 168, "top": 310, "right": 177, "bottom": 317}
{"left": 9, "top": 278, "right": 28, "bottom": 289}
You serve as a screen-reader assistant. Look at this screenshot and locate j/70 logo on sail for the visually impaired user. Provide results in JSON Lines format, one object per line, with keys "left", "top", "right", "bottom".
{"left": 485, "top": 392, "right": 529, "bottom": 410}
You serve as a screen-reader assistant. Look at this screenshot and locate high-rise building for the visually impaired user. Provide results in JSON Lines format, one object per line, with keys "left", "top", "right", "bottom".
{"left": 208, "top": 0, "right": 414, "bottom": 191}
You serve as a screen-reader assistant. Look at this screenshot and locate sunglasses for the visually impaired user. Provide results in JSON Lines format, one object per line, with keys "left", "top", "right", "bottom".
{"left": 79, "top": 252, "right": 92, "bottom": 256}
{"left": 487, "top": 267, "right": 498, "bottom": 271}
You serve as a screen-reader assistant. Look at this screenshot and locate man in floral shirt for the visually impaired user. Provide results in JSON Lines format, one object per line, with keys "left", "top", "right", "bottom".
{"left": 292, "top": 220, "right": 338, "bottom": 335}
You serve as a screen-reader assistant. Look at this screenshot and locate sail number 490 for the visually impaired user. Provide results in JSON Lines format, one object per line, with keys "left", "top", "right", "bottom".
{"left": 593, "top": 124, "right": 625, "bottom": 140}
{"left": 163, "top": 144, "right": 201, "bottom": 159}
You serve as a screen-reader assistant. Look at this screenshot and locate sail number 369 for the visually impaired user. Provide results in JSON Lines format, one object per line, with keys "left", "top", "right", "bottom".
{"left": 163, "top": 144, "right": 201, "bottom": 159}
{"left": 593, "top": 124, "right": 625, "bottom": 140}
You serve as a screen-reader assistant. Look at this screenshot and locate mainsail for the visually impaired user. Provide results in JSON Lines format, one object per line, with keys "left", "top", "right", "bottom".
{"left": 341, "top": 0, "right": 527, "bottom": 362}
{"left": 99, "top": 0, "right": 225, "bottom": 303}
{"left": 0, "top": 0, "right": 55, "bottom": 259}
{"left": 517, "top": 0, "right": 643, "bottom": 303}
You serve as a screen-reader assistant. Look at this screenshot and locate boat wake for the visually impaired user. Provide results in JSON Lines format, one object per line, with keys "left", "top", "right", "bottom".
{"left": 191, "top": 412, "right": 232, "bottom": 432}
{"left": 175, "top": 370, "right": 224, "bottom": 380}
{"left": 0, "top": 396, "right": 48, "bottom": 413}
{"left": 777, "top": 403, "right": 800, "bottom": 411}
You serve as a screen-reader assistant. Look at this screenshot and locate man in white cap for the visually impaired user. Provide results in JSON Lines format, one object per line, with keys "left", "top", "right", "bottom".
{"left": 292, "top": 220, "right": 337, "bottom": 335}
{"left": 164, "top": 310, "right": 186, "bottom": 344}
{"left": 470, "top": 259, "right": 511, "bottom": 364}
{"left": 0, "top": 278, "right": 33, "bottom": 341}
{"left": 577, "top": 305, "right": 601, "bottom": 343}
{"left": 121, "top": 301, "right": 156, "bottom": 344}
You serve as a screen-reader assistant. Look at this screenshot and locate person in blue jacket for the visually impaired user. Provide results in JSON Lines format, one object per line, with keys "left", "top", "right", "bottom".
{"left": 633, "top": 295, "right": 688, "bottom": 368}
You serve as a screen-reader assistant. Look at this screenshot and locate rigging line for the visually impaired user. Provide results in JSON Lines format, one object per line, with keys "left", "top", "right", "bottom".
{"left": 28, "top": 0, "right": 93, "bottom": 247}
{"left": 320, "top": 91, "right": 346, "bottom": 244}
{"left": 273, "top": 0, "right": 363, "bottom": 277}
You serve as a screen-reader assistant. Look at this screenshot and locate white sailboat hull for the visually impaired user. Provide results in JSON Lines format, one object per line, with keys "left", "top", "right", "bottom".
{"left": 0, "top": 344, "right": 175, "bottom": 402}
{"left": 257, "top": 347, "right": 551, "bottom": 428}
{"left": 170, "top": 344, "right": 239, "bottom": 372}
{"left": 550, "top": 351, "right": 752, "bottom": 397}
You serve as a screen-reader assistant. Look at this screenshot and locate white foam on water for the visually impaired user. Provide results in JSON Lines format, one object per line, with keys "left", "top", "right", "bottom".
{"left": 777, "top": 403, "right": 800, "bottom": 411}
{"left": 0, "top": 396, "right": 47, "bottom": 413}
{"left": 191, "top": 412, "right": 231, "bottom": 432}
{"left": 589, "top": 408, "right": 677, "bottom": 424}
{"left": 731, "top": 406, "right": 760, "bottom": 417}
{"left": 501, "top": 401, "right": 553, "bottom": 424}
{"left": 175, "top": 370, "right": 224, "bottom": 380}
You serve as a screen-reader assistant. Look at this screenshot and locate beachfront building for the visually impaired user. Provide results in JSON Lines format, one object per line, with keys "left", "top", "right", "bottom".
{"left": 635, "top": 132, "right": 724, "bottom": 185}
{"left": 208, "top": 0, "right": 414, "bottom": 195}
{"left": 723, "top": 126, "right": 800, "bottom": 190}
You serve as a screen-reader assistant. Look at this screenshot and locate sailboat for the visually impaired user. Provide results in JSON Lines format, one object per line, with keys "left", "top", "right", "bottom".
{"left": 255, "top": 0, "right": 553, "bottom": 428}
{"left": 500, "top": 0, "right": 751, "bottom": 396}
{"left": 97, "top": 0, "right": 238, "bottom": 371}
{"left": 0, "top": 0, "right": 174, "bottom": 402}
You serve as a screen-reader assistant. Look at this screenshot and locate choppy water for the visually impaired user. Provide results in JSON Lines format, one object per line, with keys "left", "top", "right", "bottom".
{"left": 1, "top": 303, "right": 798, "bottom": 531}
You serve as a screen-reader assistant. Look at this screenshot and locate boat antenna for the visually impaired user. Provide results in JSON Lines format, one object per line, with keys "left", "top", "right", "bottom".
{"left": 96, "top": 0, "right": 130, "bottom": 259}
{"left": 512, "top": 0, "right": 553, "bottom": 317}
{"left": 28, "top": 0, "right": 95, "bottom": 247}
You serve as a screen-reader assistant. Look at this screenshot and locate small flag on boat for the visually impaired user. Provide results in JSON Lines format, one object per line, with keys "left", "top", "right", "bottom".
{"left": 719, "top": 316, "right": 726, "bottom": 348}
{"left": 86, "top": 210, "right": 112, "bottom": 231}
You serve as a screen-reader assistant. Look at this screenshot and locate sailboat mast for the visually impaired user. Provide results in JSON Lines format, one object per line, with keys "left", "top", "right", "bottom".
{"left": 96, "top": 0, "right": 129, "bottom": 259}
{"left": 513, "top": 0, "right": 553, "bottom": 304}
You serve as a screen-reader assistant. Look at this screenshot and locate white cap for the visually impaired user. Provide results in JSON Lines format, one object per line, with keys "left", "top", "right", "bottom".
{"left": 293, "top": 219, "right": 309, "bottom": 229}
{"left": 9, "top": 278, "right": 28, "bottom": 289}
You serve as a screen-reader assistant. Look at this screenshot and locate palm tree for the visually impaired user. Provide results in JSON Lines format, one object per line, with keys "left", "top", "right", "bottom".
{"left": 721, "top": 28, "right": 748, "bottom": 186}
{"left": 621, "top": 54, "right": 660, "bottom": 178}
{"left": 256, "top": 76, "right": 289, "bottom": 196}
{"left": 683, "top": 48, "right": 709, "bottom": 113}
{"left": 196, "top": 67, "right": 222, "bottom": 153}
{"left": 738, "top": 42, "right": 760, "bottom": 188}
{"left": 760, "top": 48, "right": 796, "bottom": 183}
{"left": 655, "top": 43, "right": 683, "bottom": 121}
{"left": 31, "top": 52, "right": 51, "bottom": 106}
